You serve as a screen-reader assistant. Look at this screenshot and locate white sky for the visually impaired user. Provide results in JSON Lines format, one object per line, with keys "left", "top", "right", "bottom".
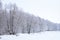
{"left": 3, "top": 0, "right": 60, "bottom": 23}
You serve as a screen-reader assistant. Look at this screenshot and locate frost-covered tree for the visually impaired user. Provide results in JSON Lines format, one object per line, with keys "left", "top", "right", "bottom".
{"left": 9, "top": 4, "right": 18, "bottom": 34}
{"left": 0, "top": 0, "right": 8, "bottom": 35}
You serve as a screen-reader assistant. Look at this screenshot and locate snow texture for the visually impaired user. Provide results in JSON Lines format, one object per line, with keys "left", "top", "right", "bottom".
{"left": 0, "top": 31, "right": 60, "bottom": 40}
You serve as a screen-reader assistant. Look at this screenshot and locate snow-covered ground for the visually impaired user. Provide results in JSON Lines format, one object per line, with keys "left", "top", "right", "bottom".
{"left": 0, "top": 31, "right": 60, "bottom": 40}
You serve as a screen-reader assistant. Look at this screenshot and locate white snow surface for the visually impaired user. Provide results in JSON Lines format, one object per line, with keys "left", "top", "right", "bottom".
{"left": 0, "top": 31, "right": 60, "bottom": 40}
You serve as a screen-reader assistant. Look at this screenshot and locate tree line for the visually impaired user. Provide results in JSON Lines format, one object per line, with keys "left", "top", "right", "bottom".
{"left": 0, "top": 0, "right": 60, "bottom": 35}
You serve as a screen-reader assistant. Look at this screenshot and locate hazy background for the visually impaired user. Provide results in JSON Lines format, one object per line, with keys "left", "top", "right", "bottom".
{"left": 2, "top": 0, "right": 60, "bottom": 23}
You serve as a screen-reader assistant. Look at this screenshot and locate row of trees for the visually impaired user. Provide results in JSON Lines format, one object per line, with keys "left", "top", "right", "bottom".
{"left": 0, "top": 0, "right": 60, "bottom": 35}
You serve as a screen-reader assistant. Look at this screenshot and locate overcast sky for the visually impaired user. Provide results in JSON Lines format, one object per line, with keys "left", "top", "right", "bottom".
{"left": 3, "top": 0, "right": 60, "bottom": 23}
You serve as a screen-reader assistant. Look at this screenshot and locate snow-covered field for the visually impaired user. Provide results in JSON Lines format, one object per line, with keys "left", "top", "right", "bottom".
{"left": 0, "top": 31, "right": 60, "bottom": 40}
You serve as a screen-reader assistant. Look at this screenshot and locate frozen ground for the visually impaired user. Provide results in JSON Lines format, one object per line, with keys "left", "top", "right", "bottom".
{"left": 0, "top": 31, "right": 60, "bottom": 40}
